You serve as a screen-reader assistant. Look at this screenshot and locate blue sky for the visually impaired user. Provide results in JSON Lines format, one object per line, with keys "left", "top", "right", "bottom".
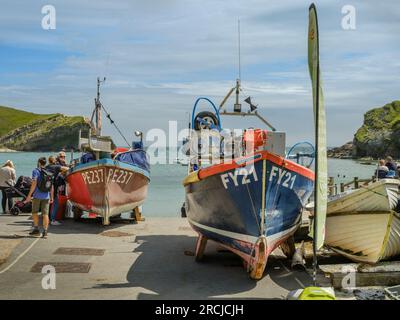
{"left": 1, "top": 0, "right": 399, "bottom": 147}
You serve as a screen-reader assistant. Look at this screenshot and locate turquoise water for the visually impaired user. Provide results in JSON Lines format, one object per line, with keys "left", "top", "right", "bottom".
{"left": 0, "top": 152, "right": 377, "bottom": 217}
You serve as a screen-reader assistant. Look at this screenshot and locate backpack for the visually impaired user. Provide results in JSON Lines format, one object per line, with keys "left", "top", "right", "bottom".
{"left": 37, "top": 169, "right": 54, "bottom": 192}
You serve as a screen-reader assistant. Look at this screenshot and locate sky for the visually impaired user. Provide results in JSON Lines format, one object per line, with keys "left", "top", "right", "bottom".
{"left": 0, "top": 0, "right": 399, "bottom": 147}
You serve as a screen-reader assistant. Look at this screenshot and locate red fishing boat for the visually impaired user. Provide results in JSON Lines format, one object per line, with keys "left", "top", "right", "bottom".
{"left": 66, "top": 78, "right": 150, "bottom": 225}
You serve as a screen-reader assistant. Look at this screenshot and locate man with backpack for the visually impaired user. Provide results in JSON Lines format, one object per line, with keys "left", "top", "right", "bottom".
{"left": 25, "top": 157, "right": 54, "bottom": 238}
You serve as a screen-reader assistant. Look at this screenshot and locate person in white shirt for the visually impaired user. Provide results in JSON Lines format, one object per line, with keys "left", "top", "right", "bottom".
{"left": 0, "top": 160, "right": 16, "bottom": 214}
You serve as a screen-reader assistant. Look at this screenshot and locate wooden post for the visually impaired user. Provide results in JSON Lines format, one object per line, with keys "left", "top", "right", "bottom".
{"left": 354, "top": 177, "right": 359, "bottom": 189}
{"left": 134, "top": 206, "right": 145, "bottom": 222}
{"left": 328, "top": 177, "right": 334, "bottom": 196}
{"left": 195, "top": 234, "right": 208, "bottom": 262}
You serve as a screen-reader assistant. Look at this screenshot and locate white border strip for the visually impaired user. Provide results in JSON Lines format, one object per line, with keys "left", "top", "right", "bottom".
{"left": 0, "top": 237, "right": 40, "bottom": 274}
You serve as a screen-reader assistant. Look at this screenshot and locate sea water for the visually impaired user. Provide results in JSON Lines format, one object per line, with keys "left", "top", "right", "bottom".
{"left": 0, "top": 152, "right": 377, "bottom": 217}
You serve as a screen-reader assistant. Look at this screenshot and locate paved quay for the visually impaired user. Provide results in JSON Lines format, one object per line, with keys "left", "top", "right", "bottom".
{"left": 0, "top": 214, "right": 315, "bottom": 300}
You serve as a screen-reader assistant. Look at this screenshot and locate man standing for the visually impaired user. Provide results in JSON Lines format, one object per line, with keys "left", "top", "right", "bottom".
{"left": 25, "top": 157, "right": 54, "bottom": 238}
{"left": 46, "top": 156, "right": 61, "bottom": 176}
{"left": 50, "top": 166, "right": 68, "bottom": 225}
{"left": 56, "top": 151, "right": 67, "bottom": 166}
{"left": 385, "top": 156, "right": 398, "bottom": 177}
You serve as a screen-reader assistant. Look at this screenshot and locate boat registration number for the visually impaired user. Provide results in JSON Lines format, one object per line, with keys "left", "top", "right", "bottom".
{"left": 221, "top": 167, "right": 258, "bottom": 189}
{"left": 81, "top": 168, "right": 134, "bottom": 185}
{"left": 269, "top": 166, "right": 296, "bottom": 189}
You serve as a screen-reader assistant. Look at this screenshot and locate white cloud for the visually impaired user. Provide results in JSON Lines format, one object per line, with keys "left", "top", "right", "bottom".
{"left": 0, "top": 0, "right": 399, "bottom": 146}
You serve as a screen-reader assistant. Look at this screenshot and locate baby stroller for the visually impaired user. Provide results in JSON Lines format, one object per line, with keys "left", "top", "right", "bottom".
{"left": 5, "top": 176, "right": 33, "bottom": 215}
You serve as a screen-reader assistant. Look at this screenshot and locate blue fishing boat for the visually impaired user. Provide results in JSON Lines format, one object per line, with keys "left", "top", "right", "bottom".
{"left": 182, "top": 81, "right": 315, "bottom": 279}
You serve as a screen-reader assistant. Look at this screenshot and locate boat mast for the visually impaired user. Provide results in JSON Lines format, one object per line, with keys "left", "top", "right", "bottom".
{"left": 235, "top": 19, "right": 241, "bottom": 112}
{"left": 217, "top": 21, "right": 276, "bottom": 131}
{"left": 92, "top": 77, "right": 106, "bottom": 136}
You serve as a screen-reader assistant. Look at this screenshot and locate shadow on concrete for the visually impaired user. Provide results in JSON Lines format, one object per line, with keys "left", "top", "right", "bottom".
{"left": 89, "top": 234, "right": 260, "bottom": 299}
{"left": 46, "top": 218, "right": 130, "bottom": 235}
{"left": 267, "top": 255, "right": 314, "bottom": 291}
{"left": 6, "top": 220, "right": 32, "bottom": 227}
{"left": 88, "top": 234, "right": 312, "bottom": 299}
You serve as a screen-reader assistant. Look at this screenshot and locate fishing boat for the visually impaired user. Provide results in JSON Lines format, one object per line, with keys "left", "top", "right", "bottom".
{"left": 325, "top": 210, "right": 400, "bottom": 263}
{"left": 66, "top": 78, "right": 150, "bottom": 225}
{"left": 182, "top": 80, "right": 315, "bottom": 279}
{"left": 327, "top": 179, "right": 400, "bottom": 214}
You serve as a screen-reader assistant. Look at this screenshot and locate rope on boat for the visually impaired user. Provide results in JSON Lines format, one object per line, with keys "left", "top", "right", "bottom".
{"left": 260, "top": 159, "right": 267, "bottom": 235}
{"left": 244, "top": 177, "right": 261, "bottom": 234}
{"left": 359, "top": 184, "right": 388, "bottom": 198}
{"left": 100, "top": 104, "right": 131, "bottom": 147}
{"left": 269, "top": 163, "right": 283, "bottom": 218}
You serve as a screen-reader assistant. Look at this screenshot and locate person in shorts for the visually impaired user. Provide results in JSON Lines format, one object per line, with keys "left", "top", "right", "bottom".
{"left": 25, "top": 157, "right": 54, "bottom": 238}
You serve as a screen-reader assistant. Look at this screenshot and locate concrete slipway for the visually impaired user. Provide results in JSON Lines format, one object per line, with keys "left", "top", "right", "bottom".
{"left": 1, "top": 214, "right": 392, "bottom": 300}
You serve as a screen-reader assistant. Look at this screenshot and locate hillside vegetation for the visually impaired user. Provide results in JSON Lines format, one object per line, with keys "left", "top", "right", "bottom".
{"left": 0, "top": 106, "right": 90, "bottom": 151}
{"left": 0, "top": 106, "right": 55, "bottom": 137}
{"left": 353, "top": 101, "right": 400, "bottom": 158}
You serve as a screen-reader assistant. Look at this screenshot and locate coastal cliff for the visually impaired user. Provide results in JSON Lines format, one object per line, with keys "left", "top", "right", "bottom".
{"left": 0, "top": 106, "right": 90, "bottom": 152}
{"left": 353, "top": 101, "right": 400, "bottom": 158}
{"left": 329, "top": 101, "right": 400, "bottom": 159}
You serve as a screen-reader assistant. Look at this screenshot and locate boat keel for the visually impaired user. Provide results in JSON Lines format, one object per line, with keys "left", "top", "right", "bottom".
{"left": 248, "top": 236, "right": 268, "bottom": 280}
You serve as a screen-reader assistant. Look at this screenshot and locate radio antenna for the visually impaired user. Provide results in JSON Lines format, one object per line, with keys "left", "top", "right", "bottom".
{"left": 238, "top": 19, "right": 241, "bottom": 82}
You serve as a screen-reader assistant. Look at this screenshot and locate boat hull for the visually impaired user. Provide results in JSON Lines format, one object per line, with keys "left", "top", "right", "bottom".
{"left": 325, "top": 211, "right": 400, "bottom": 263}
{"left": 66, "top": 159, "right": 149, "bottom": 225}
{"left": 327, "top": 179, "right": 400, "bottom": 214}
{"left": 184, "top": 151, "right": 314, "bottom": 279}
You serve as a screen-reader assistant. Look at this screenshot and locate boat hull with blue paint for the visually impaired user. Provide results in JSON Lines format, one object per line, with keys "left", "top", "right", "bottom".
{"left": 183, "top": 151, "right": 314, "bottom": 279}
{"left": 67, "top": 150, "right": 150, "bottom": 225}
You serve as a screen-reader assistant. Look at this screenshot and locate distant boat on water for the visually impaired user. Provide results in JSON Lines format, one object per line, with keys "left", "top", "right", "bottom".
{"left": 66, "top": 78, "right": 150, "bottom": 225}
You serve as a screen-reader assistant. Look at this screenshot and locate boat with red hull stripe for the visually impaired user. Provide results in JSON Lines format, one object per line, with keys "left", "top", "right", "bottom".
{"left": 67, "top": 157, "right": 149, "bottom": 225}
{"left": 66, "top": 78, "right": 150, "bottom": 225}
{"left": 181, "top": 70, "right": 318, "bottom": 279}
{"left": 184, "top": 151, "right": 314, "bottom": 279}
